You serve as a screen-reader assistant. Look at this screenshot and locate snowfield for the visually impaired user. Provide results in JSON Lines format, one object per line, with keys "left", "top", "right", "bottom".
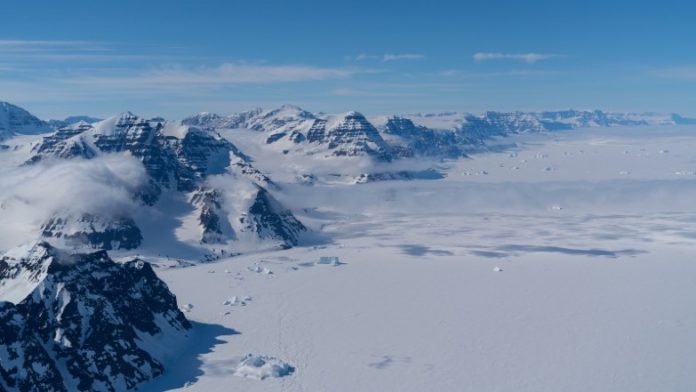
{"left": 139, "top": 126, "right": 696, "bottom": 391}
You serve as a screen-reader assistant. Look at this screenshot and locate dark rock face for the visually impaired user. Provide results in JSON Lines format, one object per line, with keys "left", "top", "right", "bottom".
{"left": 0, "top": 242, "right": 191, "bottom": 392}
{"left": 383, "top": 117, "right": 468, "bottom": 158}
{"left": 28, "top": 113, "right": 273, "bottom": 193}
{"left": 28, "top": 122, "right": 96, "bottom": 161}
{"left": 179, "top": 112, "right": 224, "bottom": 128}
{"left": 30, "top": 114, "right": 219, "bottom": 193}
{"left": 190, "top": 188, "right": 235, "bottom": 244}
{"left": 454, "top": 110, "right": 669, "bottom": 139}
{"left": 186, "top": 106, "right": 393, "bottom": 160}
{"left": 0, "top": 302, "right": 65, "bottom": 392}
{"left": 41, "top": 213, "right": 143, "bottom": 250}
{"left": 93, "top": 114, "right": 194, "bottom": 193}
{"left": 174, "top": 127, "right": 234, "bottom": 177}
{"left": 246, "top": 105, "right": 315, "bottom": 132}
{"left": 354, "top": 169, "right": 446, "bottom": 184}
{"left": 182, "top": 108, "right": 265, "bottom": 129}
{"left": 242, "top": 187, "right": 306, "bottom": 247}
{"left": 305, "top": 112, "right": 392, "bottom": 159}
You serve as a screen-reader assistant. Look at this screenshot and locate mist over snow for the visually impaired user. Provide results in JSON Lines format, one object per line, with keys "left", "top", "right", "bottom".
{"left": 0, "top": 154, "right": 147, "bottom": 251}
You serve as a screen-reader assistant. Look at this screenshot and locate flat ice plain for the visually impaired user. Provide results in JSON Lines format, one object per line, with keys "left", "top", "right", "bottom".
{"left": 146, "top": 126, "right": 696, "bottom": 391}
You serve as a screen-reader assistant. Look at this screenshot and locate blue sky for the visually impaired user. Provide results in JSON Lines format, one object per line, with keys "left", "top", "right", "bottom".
{"left": 1, "top": 0, "right": 695, "bottom": 119}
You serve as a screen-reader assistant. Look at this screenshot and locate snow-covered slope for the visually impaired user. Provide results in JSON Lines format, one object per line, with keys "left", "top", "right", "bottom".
{"left": 0, "top": 101, "right": 52, "bottom": 141}
{"left": 0, "top": 242, "right": 191, "bottom": 391}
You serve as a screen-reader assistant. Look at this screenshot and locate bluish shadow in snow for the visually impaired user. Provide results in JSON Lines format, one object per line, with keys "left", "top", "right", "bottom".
{"left": 138, "top": 322, "right": 239, "bottom": 391}
{"left": 133, "top": 193, "right": 208, "bottom": 261}
{"left": 295, "top": 224, "right": 336, "bottom": 248}
{"left": 494, "top": 244, "right": 646, "bottom": 258}
{"left": 369, "top": 356, "right": 394, "bottom": 369}
{"left": 368, "top": 355, "right": 413, "bottom": 370}
{"left": 470, "top": 250, "right": 509, "bottom": 258}
{"left": 399, "top": 244, "right": 453, "bottom": 256}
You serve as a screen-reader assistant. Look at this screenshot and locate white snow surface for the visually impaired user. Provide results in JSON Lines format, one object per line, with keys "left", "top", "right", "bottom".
{"left": 134, "top": 125, "right": 696, "bottom": 391}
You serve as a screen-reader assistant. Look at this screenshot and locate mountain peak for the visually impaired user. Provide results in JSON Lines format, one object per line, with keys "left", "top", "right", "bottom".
{"left": 278, "top": 104, "right": 304, "bottom": 111}
{"left": 344, "top": 110, "right": 365, "bottom": 118}
{"left": 0, "top": 242, "right": 192, "bottom": 391}
{"left": 0, "top": 101, "right": 52, "bottom": 140}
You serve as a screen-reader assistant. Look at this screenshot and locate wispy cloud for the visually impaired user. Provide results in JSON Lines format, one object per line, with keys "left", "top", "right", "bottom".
{"left": 383, "top": 53, "right": 425, "bottom": 61}
{"left": 0, "top": 62, "right": 369, "bottom": 105}
{"left": 353, "top": 53, "right": 425, "bottom": 62}
{"left": 0, "top": 39, "right": 147, "bottom": 63}
{"left": 331, "top": 88, "right": 403, "bottom": 97}
{"left": 67, "top": 63, "right": 364, "bottom": 87}
{"left": 653, "top": 66, "right": 696, "bottom": 81}
{"left": 440, "top": 69, "right": 562, "bottom": 78}
{"left": 473, "top": 52, "right": 560, "bottom": 64}
{"left": 0, "top": 39, "right": 94, "bottom": 47}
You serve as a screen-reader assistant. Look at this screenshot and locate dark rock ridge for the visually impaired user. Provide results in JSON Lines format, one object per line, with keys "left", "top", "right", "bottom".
{"left": 190, "top": 185, "right": 307, "bottom": 248}
{"left": 304, "top": 111, "right": 392, "bottom": 159}
{"left": 0, "top": 242, "right": 191, "bottom": 392}
{"left": 190, "top": 187, "right": 235, "bottom": 244}
{"left": 382, "top": 117, "right": 472, "bottom": 158}
{"left": 241, "top": 186, "right": 307, "bottom": 247}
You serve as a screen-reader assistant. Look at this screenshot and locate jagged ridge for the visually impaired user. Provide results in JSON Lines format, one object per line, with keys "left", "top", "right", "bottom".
{"left": 0, "top": 242, "right": 191, "bottom": 392}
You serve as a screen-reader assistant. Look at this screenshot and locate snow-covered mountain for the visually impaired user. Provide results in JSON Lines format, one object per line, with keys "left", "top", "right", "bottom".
{"left": 184, "top": 106, "right": 696, "bottom": 161}
{"left": 41, "top": 213, "right": 143, "bottom": 250}
{"left": 48, "top": 115, "right": 103, "bottom": 129}
{"left": 380, "top": 116, "right": 472, "bottom": 158}
{"left": 0, "top": 101, "right": 52, "bottom": 141}
{"left": 403, "top": 109, "right": 696, "bottom": 133}
{"left": 0, "top": 242, "right": 191, "bottom": 391}
{"left": 24, "top": 113, "right": 305, "bottom": 251}
{"left": 185, "top": 105, "right": 392, "bottom": 160}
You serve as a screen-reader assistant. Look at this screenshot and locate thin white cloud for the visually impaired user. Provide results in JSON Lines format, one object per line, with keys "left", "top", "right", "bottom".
{"left": 353, "top": 53, "right": 425, "bottom": 62}
{"left": 440, "top": 69, "right": 562, "bottom": 78}
{"left": 0, "top": 62, "right": 369, "bottom": 104}
{"left": 0, "top": 39, "right": 142, "bottom": 63}
{"left": 383, "top": 53, "right": 425, "bottom": 61}
{"left": 653, "top": 66, "right": 696, "bottom": 80}
{"left": 354, "top": 53, "right": 374, "bottom": 61}
{"left": 0, "top": 155, "right": 147, "bottom": 251}
{"left": 67, "top": 63, "right": 363, "bottom": 87}
{"left": 473, "top": 52, "right": 559, "bottom": 64}
{"left": 0, "top": 39, "right": 93, "bottom": 47}
{"left": 331, "top": 88, "right": 401, "bottom": 97}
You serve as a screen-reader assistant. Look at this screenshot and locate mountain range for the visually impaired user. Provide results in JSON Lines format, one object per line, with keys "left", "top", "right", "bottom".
{"left": 1, "top": 100, "right": 695, "bottom": 391}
